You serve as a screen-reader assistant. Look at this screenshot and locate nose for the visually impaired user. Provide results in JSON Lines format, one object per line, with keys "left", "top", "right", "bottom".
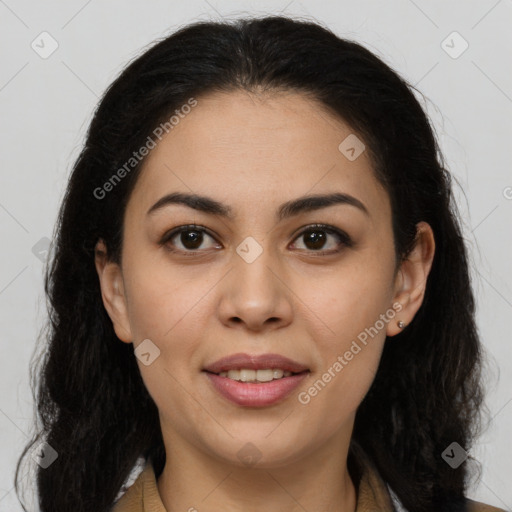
{"left": 216, "top": 241, "right": 293, "bottom": 332}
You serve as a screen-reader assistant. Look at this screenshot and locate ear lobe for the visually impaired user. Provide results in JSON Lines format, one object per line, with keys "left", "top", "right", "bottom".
{"left": 94, "top": 239, "right": 133, "bottom": 343}
{"left": 386, "top": 222, "right": 436, "bottom": 337}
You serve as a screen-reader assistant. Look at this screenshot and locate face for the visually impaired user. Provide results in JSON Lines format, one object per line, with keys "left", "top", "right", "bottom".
{"left": 96, "top": 89, "right": 433, "bottom": 469}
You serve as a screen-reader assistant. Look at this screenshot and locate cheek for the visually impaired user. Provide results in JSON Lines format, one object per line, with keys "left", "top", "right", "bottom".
{"left": 294, "top": 250, "right": 395, "bottom": 420}
{"left": 296, "top": 279, "right": 391, "bottom": 435}
{"left": 301, "top": 246, "right": 396, "bottom": 348}
{"left": 120, "top": 254, "right": 219, "bottom": 400}
{"left": 122, "top": 250, "right": 215, "bottom": 341}
{"left": 295, "top": 341, "right": 384, "bottom": 449}
{"left": 122, "top": 260, "right": 214, "bottom": 423}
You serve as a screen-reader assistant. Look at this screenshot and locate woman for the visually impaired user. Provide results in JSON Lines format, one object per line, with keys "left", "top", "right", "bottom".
{"left": 15, "top": 15, "right": 506, "bottom": 512}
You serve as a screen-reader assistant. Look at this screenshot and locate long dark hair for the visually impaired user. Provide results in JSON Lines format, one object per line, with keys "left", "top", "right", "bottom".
{"left": 16, "top": 15, "right": 488, "bottom": 512}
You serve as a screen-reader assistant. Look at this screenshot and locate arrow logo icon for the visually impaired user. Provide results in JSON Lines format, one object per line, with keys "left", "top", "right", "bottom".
{"left": 441, "top": 441, "right": 467, "bottom": 468}
{"left": 31, "top": 442, "right": 58, "bottom": 468}
{"left": 236, "top": 442, "right": 262, "bottom": 466}
{"left": 31, "top": 31, "right": 59, "bottom": 59}
{"left": 236, "top": 236, "right": 263, "bottom": 263}
{"left": 134, "top": 339, "right": 161, "bottom": 366}
{"left": 440, "top": 31, "right": 468, "bottom": 59}
{"left": 338, "top": 134, "right": 365, "bottom": 161}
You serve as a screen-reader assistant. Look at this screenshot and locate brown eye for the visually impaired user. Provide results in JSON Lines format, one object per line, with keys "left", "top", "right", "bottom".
{"left": 179, "top": 229, "right": 203, "bottom": 250}
{"left": 302, "top": 229, "right": 327, "bottom": 250}
{"left": 291, "top": 224, "right": 352, "bottom": 254}
{"left": 160, "top": 225, "right": 220, "bottom": 253}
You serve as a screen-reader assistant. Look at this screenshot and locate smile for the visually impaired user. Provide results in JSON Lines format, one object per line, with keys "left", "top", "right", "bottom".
{"left": 204, "top": 370, "right": 309, "bottom": 407}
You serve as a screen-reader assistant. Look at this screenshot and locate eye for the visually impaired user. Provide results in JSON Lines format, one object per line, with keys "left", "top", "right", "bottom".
{"left": 159, "top": 223, "right": 352, "bottom": 256}
{"left": 160, "top": 224, "right": 221, "bottom": 254}
{"left": 289, "top": 224, "right": 352, "bottom": 254}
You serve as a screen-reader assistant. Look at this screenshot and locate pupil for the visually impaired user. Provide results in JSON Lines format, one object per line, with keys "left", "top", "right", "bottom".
{"left": 182, "top": 230, "right": 202, "bottom": 249}
{"left": 179, "top": 229, "right": 326, "bottom": 251}
{"left": 305, "top": 230, "right": 325, "bottom": 250}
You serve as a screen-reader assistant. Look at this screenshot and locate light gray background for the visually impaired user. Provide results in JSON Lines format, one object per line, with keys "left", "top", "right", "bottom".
{"left": 1, "top": 1, "right": 511, "bottom": 510}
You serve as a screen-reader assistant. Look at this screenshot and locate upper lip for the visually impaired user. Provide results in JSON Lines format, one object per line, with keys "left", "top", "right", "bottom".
{"left": 203, "top": 353, "right": 309, "bottom": 374}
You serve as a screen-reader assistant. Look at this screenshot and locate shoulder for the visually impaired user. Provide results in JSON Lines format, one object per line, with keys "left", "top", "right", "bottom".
{"left": 111, "top": 461, "right": 166, "bottom": 512}
{"left": 111, "top": 464, "right": 148, "bottom": 512}
{"left": 466, "top": 498, "right": 509, "bottom": 512}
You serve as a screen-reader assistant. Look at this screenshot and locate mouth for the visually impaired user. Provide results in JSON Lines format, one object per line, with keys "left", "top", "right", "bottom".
{"left": 203, "top": 370, "right": 310, "bottom": 407}
{"left": 203, "top": 352, "right": 309, "bottom": 375}
{"left": 203, "top": 368, "right": 309, "bottom": 383}
{"left": 202, "top": 353, "right": 310, "bottom": 407}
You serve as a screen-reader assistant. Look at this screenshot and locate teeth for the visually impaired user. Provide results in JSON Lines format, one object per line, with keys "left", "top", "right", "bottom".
{"left": 273, "top": 369, "right": 284, "bottom": 379}
{"left": 218, "top": 369, "right": 294, "bottom": 382}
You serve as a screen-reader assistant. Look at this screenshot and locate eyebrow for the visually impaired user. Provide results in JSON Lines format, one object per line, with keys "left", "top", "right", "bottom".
{"left": 147, "top": 191, "right": 369, "bottom": 221}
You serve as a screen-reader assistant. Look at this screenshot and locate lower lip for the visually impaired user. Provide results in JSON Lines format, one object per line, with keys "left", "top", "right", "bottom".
{"left": 204, "top": 371, "right": 309, "bottom": 407}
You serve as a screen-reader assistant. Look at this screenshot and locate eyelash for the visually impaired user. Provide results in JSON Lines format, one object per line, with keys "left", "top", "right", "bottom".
{"left": 159, "top": 223, "right": 353, "bottom": 257}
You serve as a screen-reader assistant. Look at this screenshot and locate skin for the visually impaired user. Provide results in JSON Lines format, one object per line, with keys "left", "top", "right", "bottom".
{"left": 95, "top": 89, "right": 435, "bottom": 512}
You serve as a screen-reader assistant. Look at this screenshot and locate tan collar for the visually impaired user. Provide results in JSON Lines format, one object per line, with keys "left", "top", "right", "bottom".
{"left": 112, "top": 443, "right": 395, "bottom": 512}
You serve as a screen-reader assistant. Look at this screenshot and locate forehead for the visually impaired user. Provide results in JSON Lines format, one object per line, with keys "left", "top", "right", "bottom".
{"left": 127, "top": 89, "right": 390, "bottom": 220}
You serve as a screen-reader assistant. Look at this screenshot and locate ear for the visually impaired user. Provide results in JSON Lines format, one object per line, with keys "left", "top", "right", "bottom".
{"left": 94, "top": 239, "right": 133, "bottom": 344}
{"left": 386, "top": 221, "right": 436, "bottom": 337}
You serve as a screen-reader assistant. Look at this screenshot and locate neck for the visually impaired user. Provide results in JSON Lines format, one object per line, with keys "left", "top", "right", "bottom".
{"left": 156, "top": 427, "right": 357, "bottom": 512}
